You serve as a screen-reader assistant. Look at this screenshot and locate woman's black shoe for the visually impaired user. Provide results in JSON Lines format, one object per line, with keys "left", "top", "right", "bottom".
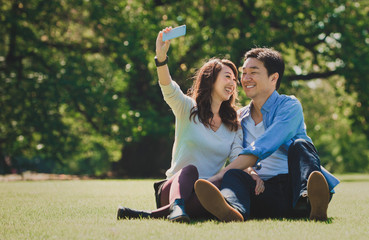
{"left": 167, "top": 198, "right": 190, "bottom": 223}
{"left": 117, "top": 206, "right": 151, "bottom": 220}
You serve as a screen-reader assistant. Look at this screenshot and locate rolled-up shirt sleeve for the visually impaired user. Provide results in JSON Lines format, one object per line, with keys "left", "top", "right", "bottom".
{"left": 240, "top": 98, "right": 304, "bottom": 162}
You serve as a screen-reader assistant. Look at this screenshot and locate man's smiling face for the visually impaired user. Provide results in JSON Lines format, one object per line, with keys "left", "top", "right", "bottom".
{"left": 241, "top": 58, "right": 278, "bottom": 101}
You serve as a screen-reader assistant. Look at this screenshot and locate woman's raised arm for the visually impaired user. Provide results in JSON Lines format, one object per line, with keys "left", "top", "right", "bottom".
{"left": 156, "top": 27, "right": 172, "bottom": 86}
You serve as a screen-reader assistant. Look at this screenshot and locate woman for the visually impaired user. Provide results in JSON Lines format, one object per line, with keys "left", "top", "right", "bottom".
{"left": 117, "top": 27, "right": 243, "bottom": 222}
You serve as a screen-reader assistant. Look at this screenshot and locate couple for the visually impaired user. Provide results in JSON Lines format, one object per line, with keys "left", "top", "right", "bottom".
{"left": 117, "top": 27, "right": 339, "bottom": 223}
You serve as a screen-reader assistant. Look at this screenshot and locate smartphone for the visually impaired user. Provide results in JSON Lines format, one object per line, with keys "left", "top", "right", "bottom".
{"left": 162, "top": 25, "right": 186, "bottom": 41}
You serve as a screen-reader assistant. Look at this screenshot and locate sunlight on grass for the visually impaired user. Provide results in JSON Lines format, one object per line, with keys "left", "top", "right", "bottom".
{"left": 1, "top": 175, "right": 369, "bottom": 240}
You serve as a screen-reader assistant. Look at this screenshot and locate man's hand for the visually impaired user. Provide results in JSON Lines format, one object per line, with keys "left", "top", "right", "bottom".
{"left": 248, "top": 170, "right": 265, "bottom": 195}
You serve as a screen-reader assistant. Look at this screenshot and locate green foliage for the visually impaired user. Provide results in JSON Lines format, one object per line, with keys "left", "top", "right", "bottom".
{"left": 0, "top": 0, "right": 368, "bottom": 175}
{"left": 287, "top": 77, "right": 369, "bottom": 173}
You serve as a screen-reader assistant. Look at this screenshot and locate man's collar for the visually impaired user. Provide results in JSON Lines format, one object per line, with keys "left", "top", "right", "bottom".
{"left": 239, "top": 91, "right": 279, "bottom": 119}
{"left": 261, "top": 90, "right": 279, "bottom": 113}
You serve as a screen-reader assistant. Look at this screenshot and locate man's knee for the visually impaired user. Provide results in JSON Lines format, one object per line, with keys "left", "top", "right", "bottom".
{"left": 289, "top": 139, "right": 319, "bottom": 164}
{"left": 224, "top": 169, "right": 244, "bottom": 178}
{"left": 289, "top": 139, "right": 309, "bottom": 154}
{"left": 223, "top": 169, "right": 253, "bottom": 183}
{"left": 288, "top": 139, "right": 319, "bottom": 161}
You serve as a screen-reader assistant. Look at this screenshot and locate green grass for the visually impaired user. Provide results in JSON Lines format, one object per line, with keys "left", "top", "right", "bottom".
{"left": 1, "top": 174, "right": 369, "bottom": 240}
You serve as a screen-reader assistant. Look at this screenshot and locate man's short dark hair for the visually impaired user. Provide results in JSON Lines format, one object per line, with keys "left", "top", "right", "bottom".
{"left": 244, "top": 48, "right": 285, "bottom": 90}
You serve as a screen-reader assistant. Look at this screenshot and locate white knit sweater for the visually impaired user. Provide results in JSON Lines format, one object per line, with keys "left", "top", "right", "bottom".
{"left": 160, "top": 80, "right": 243, "bottom": 179}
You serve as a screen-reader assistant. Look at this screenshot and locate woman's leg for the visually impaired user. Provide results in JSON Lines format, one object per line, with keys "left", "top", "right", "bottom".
{"left": 151, "top": 165, "right": 199, "bottom": 218}
{"left": 184, "top": 179, "right": 221, "bottom": 219}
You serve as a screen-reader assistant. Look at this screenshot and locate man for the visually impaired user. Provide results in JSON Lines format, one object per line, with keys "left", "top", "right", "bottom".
{"left": 194, "top": 48, "right": 339, "bottom": 222}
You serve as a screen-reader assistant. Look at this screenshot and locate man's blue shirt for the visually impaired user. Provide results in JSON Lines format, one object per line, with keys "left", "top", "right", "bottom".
{"left": 239, "top": 90, "right": 312, "bottom": 163}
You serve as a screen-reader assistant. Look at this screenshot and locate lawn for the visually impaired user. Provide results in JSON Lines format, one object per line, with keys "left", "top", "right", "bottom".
{"left": 1, "top": 174, "right": 368, "bottom": 240}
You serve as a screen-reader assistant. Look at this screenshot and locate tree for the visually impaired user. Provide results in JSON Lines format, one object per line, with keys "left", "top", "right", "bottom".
{"left": 1, "top": 0, "right": 368, "bottom": 176}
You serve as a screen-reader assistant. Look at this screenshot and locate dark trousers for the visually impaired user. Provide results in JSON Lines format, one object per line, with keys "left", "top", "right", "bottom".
{"left": 221, "top": 139, "right": 321, "bottom": 219}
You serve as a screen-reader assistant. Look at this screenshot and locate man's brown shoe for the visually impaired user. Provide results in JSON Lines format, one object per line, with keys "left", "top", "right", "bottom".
{"left": 194, "top": 179, "right": 244, "bottom": 222}
{"left": 307, "top": 171, "right": 330, "bottom": 221}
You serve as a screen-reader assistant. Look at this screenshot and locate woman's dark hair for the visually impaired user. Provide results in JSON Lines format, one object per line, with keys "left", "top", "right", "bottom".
{"left": 187, "top": 58, "right": 239, "bottom": 131}
{"left": 244, "top": 48, "right": 285, "bottom": 90}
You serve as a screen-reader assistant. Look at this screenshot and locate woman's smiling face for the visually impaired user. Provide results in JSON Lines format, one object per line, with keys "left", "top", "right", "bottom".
{"left": 211, "top": 65, "right": 237, "bottom": 103}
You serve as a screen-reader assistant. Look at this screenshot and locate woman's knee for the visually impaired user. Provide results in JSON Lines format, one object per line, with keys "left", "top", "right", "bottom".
{"left": 181, "top": 164, "right": 199, "bottom": 179}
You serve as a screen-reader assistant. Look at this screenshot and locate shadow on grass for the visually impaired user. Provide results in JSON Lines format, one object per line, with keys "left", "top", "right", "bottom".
{"left": 340, "top": 179, "right": 369, "bottom": 183}
{"left": 117, "top": 215, "right": 334, "bottom": 225}
{"left": 188, "top": 216, "right": 334, "bottom": 225}
{"left": 266, "top": 217, "right": 334, "bottom": 224}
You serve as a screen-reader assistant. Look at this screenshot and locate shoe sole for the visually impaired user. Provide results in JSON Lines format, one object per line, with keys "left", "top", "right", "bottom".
{"left": 194, "top": 179, "right": 244, "bottom": 222}
{"left": 307, "top": 171, "right": 329, "bottom": 221}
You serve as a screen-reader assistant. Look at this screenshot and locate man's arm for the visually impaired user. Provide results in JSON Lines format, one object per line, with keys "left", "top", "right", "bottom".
{"left": 207, "top": 154, "right": 257, "bottom": 182}
{"left": 240, "top": 97, "right": 305, "bottom": 161}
